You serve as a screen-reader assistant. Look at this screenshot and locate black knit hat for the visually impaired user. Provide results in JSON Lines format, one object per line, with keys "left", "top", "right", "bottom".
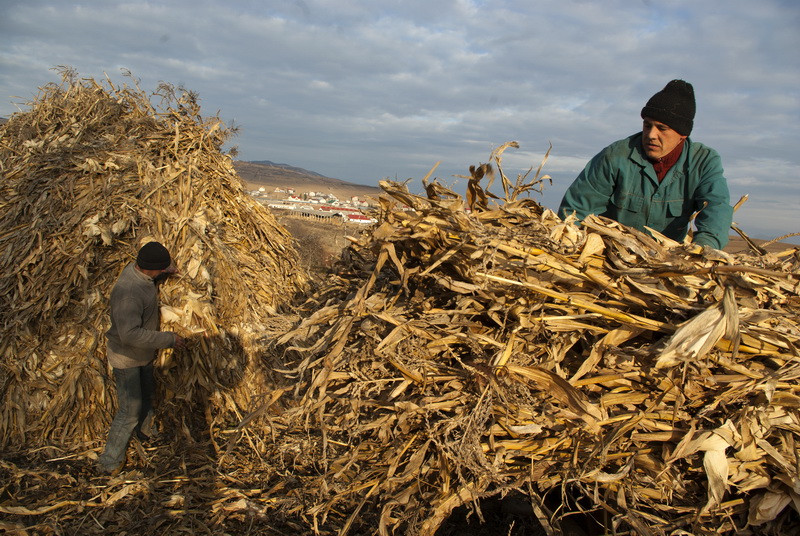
{"left": 136, "top": 241, "right": 171, "bottom": 270}
{"left": 640, "top": 79, "right": 696, "bottom": 136}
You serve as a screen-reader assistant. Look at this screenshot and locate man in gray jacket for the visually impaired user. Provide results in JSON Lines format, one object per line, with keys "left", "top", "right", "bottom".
{"left": 98, "top": 241, "right": 185, "bottom": 474}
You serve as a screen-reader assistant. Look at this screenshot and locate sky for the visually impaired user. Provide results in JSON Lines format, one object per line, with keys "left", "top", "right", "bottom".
{"left": 1, "top": 0, "right": 798, "bottom": 242}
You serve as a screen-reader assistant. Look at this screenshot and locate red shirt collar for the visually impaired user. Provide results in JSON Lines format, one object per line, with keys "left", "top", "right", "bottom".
{"left": 650, "top": 139, "right": 685, "bottom": 181}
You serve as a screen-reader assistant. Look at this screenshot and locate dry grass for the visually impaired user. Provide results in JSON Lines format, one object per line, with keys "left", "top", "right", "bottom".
{"left": 0, "top": 69, "right": 307, "bottom": 534}
{"left": 1, "top": 72, "right": 798, "bottom": 536}
{"left": 264, "top": 147, "right": 800, "bottom": 535}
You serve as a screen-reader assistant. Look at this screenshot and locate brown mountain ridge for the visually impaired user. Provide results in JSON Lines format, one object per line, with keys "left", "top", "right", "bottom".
{"left": 234, "top": 160, "right": 381, "bottom": 201}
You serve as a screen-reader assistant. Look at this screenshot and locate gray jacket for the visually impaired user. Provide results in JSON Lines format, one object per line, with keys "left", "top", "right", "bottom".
{"left": 106, "top": 262, "right": 176, "bottom": 368}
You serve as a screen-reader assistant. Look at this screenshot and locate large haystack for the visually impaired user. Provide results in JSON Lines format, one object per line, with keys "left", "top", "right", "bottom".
{"left": 0, "top": 69, "right": 306, "bottom": 451}
{"left": 268, "top": 145, "right": 800, "bottom": 535}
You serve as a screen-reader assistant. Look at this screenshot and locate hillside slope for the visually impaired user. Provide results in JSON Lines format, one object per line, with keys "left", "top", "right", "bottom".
{"left": 234, "top": 160, "right": 381, "bottom": 201}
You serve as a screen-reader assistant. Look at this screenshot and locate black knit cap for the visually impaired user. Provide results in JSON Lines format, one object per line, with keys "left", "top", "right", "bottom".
{"left": 640, "top": 79, "right": 696, "bottom": 136}
{"left": 136, "top": 241, "right": 171, "bottom": 270}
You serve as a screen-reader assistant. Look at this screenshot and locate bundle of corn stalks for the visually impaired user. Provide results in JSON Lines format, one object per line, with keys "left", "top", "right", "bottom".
{"left": 0, "top": 68, "right": 306, "bottom": 451}
{"left": 271, "top": 144, "right": 800, "bottom": 535}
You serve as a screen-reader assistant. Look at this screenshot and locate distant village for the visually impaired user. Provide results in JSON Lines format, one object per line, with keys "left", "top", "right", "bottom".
{"left": 249, "top": 186, "right": 378, "bottom": 225}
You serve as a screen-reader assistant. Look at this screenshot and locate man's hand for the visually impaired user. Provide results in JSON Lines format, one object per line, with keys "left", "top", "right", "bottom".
{"left": 173, "top": 334, "right": 186, "bottom": 350}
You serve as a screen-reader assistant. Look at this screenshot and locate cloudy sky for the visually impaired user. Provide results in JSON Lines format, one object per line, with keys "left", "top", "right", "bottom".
{"left": 1, "top": 0, "right": 798, "bottom": 242}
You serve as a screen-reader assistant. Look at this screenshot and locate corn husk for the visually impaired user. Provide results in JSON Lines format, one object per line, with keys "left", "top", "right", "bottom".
{"left": 267, "top": 145, "right": 800, "bottom": 535}
{"left": 2, "top": 78, "right": 799, "bottom": 535}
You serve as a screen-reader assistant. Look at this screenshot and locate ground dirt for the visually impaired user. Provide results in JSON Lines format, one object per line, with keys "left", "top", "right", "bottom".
{"left": 276, "top": 212, "right": 368, "bottom": 279}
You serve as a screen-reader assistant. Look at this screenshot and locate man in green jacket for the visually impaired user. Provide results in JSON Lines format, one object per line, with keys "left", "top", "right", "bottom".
{"left": 97, "top": 241, "right": 185, "bottom": 475}
{"left": 558, "top": 79, "right": 733, "bottom": 249}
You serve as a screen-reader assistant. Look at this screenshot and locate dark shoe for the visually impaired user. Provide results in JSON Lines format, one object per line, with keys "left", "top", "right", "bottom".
{"left": 135, "top": 429, "right": 159, "bottom": 445}
{"left": 98, "top": 460, "right": 124, "bottom": 476}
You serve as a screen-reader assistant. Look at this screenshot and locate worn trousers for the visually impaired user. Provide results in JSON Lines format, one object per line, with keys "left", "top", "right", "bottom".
{"left": 98, "top": 363, "right": 155, "bottom": 471}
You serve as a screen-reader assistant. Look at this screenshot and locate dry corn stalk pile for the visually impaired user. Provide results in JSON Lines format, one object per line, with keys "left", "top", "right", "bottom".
{"left": 273, "top": 148, "right": 800, "bottom": 535}
{"left": 0, "top": 69, "right": 306, "bottom": 451}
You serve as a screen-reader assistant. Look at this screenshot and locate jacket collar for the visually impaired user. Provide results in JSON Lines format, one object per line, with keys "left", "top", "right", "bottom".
{"left": 128, "top": 262, "right": 155, "bottom": 283}
{"left": 627, "top": 132, "right": 690, "bottom": 185}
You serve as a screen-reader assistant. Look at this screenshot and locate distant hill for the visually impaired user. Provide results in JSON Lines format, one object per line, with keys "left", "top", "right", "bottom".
{"left": 247, "top": 160, "right": 328, "bottom": 179}
{"left": 233, "top": 160, "right": 381, "bottom": 201}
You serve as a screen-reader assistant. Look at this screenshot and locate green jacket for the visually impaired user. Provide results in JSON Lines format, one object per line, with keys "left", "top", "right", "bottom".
{"left": 558, "top": 133, "right": 733, "bottom": 249}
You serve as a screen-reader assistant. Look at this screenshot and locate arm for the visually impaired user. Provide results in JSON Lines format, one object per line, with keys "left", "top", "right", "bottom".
{"left": 112, "top": 295, "right": 177, "bottom": 350}
{"left": 691, "top": 149, "right": 733, "bottom": 249}
{"left": 559, "top": 151, "right": 617, "bottom": 222}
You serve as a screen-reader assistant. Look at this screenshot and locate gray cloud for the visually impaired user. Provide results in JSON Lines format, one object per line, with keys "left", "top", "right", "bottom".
{"left": 1, "top": 0, "right": 797, "bottom": 241}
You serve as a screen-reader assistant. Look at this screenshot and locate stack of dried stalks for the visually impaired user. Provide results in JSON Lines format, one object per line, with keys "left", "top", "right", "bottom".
{"left": 272, "top": 145, "right": 800, "bottom": 535}
{"left": 0, "top": 68, "right": 306, "bottom": 451}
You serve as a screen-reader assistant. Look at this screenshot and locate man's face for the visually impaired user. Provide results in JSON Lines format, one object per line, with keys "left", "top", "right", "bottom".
{"left": 153, "top": 262, "right": 177, "bottom": 283}
{"left": 641, "top": 118, "right": 687, "bottom": 160}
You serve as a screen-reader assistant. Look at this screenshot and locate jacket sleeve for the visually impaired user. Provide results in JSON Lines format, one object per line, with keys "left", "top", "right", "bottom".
{"left": 558, "top": 151, "right": 617, "bottom": 221}
{"left": 691, "top": 148, "right": 733, "bottom": 249}
{"left": 111, "top": 295, "right": 176, "bottom": 350}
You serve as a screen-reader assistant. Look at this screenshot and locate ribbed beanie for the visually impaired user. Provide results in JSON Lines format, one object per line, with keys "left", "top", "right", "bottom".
{"left": 136, "top": 241, "right": 171, "bottom": 270}
{"left": 640, "top": 79, "right": 696, "bottom": 136}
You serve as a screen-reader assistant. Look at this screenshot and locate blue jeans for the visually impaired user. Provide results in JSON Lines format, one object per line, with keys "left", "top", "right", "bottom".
{"left": 98, "top": 363, "right": 155, "bottom": 471}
